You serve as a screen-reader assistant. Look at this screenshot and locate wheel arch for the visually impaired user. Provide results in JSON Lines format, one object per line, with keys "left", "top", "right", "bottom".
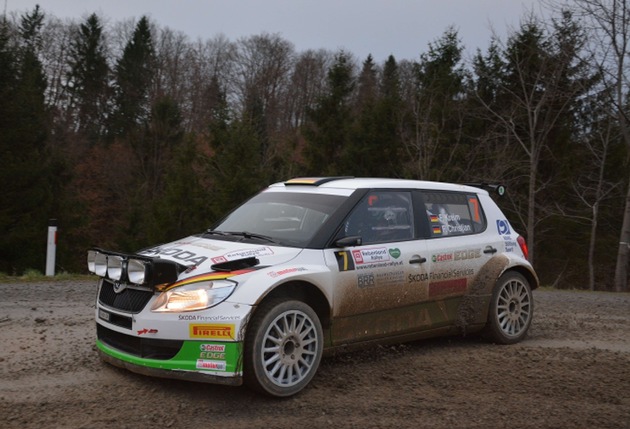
{"left": 252, "top": 280, "right": 332, "bottom": 330}
{"left": 504, "top": 264, "right": 539, "bottom": 291}
{"left": 457, "top": 254, "right": 537, "bottom": 332}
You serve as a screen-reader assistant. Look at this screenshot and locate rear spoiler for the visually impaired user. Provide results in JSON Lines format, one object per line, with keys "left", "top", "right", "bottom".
{"left": 464, "top": 183, "right": 506, "bottom": 197}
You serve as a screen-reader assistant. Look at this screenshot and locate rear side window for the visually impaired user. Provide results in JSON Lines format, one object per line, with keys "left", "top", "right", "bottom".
{"left": 421, "top": 192, "right": 485, "bottom": 237}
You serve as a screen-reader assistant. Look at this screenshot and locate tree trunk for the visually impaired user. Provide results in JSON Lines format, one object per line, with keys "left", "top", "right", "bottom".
{"left": 527, "top": 154, "right": 537, "bottom": 265}
{"left": 589, "top": 202, "right": 598, "bottom": 291}
{"left": 614, "top": 173, "right": 630, "bottom": 292}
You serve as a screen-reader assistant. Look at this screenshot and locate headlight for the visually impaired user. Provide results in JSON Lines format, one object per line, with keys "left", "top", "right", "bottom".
{"left": 151, "top": 280, "right": 237, "bottom": 312}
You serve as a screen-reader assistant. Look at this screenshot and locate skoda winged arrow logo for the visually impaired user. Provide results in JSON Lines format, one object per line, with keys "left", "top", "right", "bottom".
{"left": 112, "top": 281, "right": 127, "bottom": 294}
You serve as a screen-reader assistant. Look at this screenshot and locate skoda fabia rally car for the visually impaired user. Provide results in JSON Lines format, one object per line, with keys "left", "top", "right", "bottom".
{"left": 88, "top": 177, "right": 538, "bottom": 397}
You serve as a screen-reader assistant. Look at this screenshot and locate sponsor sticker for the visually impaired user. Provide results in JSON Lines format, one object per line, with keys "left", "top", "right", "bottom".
{"left": 178, "top": 314, "right": 241, "bottom": 322}
{"left": 267, "top": 267, "right": 307, "bottom": 278}
{"left": 141, "top": 246, "right": 208, "bottom": 265}
{"left": 352, "top": 248, "right": 390, "bottom": 265}
{"left": 497, "top": 219, "right": 511, "bottom": 235}
{"left": 190, "top": 324, "right": 235, "bottom": 339}
{"left": 433, "top": 253, "right": 453, "bottom": 263}
{"left": 388, "top": 248, "right": 401, "bottom": 259}
{"left": 196, "top": 359, "right": 227, "bottom": 371}
{"left": 429, "top": 278, "right": 468, "bottom": 297}
{"left": 200, "top": 344, "right": 226, "bottom": 352}
{"left": 211, "top": 247, "right": 274, "bottom": 264}
{"left": 358, "top": 273, "right": 376, "bottom": 288}
{"left": 454, "top": 249, "right": 481, "bottom": 260}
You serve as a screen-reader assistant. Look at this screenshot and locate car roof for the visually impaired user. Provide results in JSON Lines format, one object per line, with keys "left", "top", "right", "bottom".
{"left": 269, "top": 177, "right": 489, "bottom": 195}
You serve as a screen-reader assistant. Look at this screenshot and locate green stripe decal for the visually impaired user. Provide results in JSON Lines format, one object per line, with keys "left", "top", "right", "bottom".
{"left": 97, "top": 339, "right": 243, "bottom": 373}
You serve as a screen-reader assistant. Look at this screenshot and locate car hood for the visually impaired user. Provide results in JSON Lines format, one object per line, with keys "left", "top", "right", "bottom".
{"left": 137, "top": 235, "right": 302, "bottom": 273}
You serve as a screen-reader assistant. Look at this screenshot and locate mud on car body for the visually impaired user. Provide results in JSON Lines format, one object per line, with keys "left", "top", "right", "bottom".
{"left": 88, "top": 177, "right": 538, "bottom": 397}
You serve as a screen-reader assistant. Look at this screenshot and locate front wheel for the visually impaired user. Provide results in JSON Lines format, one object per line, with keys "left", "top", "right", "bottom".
{"left": 244, "top": 299, "right": 323, "bottom": 397}
{"left": 483, "top": 271, "right": 533, "bottom": 344}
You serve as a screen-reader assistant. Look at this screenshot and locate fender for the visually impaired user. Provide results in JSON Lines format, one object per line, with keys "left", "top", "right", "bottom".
{"left": 228, "top": 263, "right": 335, "bottom": 309}
{"left": 456, "top": 254, "right": 537, "bottom": 333}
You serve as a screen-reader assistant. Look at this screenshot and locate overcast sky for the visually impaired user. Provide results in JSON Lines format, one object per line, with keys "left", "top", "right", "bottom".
{"left": 9, "top": 0, "right": 545, "bottom": 62}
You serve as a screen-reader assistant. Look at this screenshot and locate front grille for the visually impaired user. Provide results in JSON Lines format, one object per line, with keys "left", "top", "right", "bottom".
{"left": 99, "top": 280, "right": 154, "bottom": 313}
{"left": 97, "top": 324, "right": 184, "bottom": 360}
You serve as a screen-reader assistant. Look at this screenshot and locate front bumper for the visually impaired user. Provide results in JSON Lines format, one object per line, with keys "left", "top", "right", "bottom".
{"left": 96, "top": 336, "right": 244, "bottom": 386}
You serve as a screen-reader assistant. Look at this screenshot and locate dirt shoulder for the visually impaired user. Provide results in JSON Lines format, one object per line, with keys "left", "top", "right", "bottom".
{"left": 1, "top": 281, "right": 629, "bottom": 429}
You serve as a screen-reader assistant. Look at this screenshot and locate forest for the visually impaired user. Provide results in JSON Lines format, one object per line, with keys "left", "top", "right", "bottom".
{"left": 1, "top": 1, "right": 629, "bottom": 292}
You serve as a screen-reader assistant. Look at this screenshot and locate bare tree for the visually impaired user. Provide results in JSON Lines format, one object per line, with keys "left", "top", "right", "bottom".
{"left": 473, "top": 15, "right": 588, "bottom": 264}
{"left": 561, "top": 0, "right": 630, "bottom": 292}
{"left": 40, "top": 16, "right": 73, "bottom": 115}
{"left": 185, "top": 35, "right": 236, "bottom": 134}
{"left": 152, "top": 27, "right": 190, "bottom": 107}
{"left": 284, "top": 49, "right": 332, "bottom": 130}
{"left": 571, "top": 121, "right": 622, "bottom": 290}
{"left": 231, "top": 33, "right": 295, "bottom": 167}
{"left": 232, "top": 33, "right": 294, "bottom": 119}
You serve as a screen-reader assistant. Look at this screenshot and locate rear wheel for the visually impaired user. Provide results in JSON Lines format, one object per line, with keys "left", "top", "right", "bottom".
{"left": 244, "top": 299, "right": 323, "bottom": 397}
{"left": 484, "top": 271, "right": 533, "bottom": 344}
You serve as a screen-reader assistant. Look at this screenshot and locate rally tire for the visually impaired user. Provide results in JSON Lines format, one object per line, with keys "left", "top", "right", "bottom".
{"left": 483, "top": 271, "right": 533, "bottom": 344}
{"left": 244, "top": 298, "right": 323, "bottom": 397}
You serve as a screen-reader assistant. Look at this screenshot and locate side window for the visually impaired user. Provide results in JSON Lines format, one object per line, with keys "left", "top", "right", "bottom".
{"left": 422, "top": 192, "right": 485, "bottom": 237}
{"left": 343, "top": 191, "right": 414, "bottom": 244}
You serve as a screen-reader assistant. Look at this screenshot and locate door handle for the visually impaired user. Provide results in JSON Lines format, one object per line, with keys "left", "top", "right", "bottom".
{"left": 483, "top": 246, "right": 497, "bottom": 255}
{"left": 410, "top": 256, "right": 427, "bottom": 264}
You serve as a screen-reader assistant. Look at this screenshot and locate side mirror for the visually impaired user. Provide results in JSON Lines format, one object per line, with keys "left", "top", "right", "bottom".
{"left": 334, "top": 235, "right": 363, "bottom": 248}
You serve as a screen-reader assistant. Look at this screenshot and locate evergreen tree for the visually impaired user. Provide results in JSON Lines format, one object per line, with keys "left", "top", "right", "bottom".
{"left": 152, "top": 134, "right": 213, "bottom": 243}
{"left": 206, "top": 97, "right": 267, "bottom": 220}
{"left": 302, "top": 50, "right": 356, "bottom": 176}
{"left": 109, "top": 16, "right": 155, "bottom": 138}
{"left": 343, "top": 54, "right": 403, "bottom": 177}
{"left": 0, "top": 6, "right": 54, "bottom": 274}
{"left": 66, "top": 13, "right": 110, "bottom": 144}
{"left": 373, "top": 55, "right": 404, "bottom": 177}
{"left": 123, "top": 96, "right": 185, "bottom": 249}
{"left": 402, "top": 28, "right": 468, "bottom": 180}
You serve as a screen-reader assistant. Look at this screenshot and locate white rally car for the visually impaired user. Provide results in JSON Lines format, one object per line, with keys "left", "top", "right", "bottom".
{"left": 88, "top": 177, "right": 538, "bottom": 397}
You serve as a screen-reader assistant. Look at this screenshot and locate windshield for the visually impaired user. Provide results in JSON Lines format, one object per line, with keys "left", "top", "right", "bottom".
{"left": 211, "top": 191, "right": 347, "bottom": 247}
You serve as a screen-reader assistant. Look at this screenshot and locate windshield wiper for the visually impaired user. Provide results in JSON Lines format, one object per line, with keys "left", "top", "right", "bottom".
{"left": 205, "top": 230, "right": 279, "bottom": 244}
{"left": 203, "top": 230, "right": 231, "bottom": 237}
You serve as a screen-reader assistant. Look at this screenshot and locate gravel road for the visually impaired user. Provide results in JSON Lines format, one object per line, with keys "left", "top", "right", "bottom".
{"left": 1, "top": 280, "right": 629, "bottom": 429}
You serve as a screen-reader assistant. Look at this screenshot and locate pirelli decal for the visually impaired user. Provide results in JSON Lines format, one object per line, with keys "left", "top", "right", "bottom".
{"left": 189, "top": 324, "right": 235, "bottom": 340}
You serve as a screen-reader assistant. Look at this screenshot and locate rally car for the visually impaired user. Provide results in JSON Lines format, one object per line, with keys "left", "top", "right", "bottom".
{"left": 88, "top": 177, "right": 538, "bottom": 397}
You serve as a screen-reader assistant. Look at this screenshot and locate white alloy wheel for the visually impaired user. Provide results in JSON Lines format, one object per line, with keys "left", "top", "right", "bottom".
{"left": 245, "top": 299, "right": 323, "bottom": 397}
{"left": 485, "top": 271, "right": 533, "bottom": 344}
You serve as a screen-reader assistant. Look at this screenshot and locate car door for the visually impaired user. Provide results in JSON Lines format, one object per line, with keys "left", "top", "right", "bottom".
{"left": 326, "top": 190, "right": 431, "bottom": 345}
{"left": 420, "top": 190, "right": 490, "bottom": 328}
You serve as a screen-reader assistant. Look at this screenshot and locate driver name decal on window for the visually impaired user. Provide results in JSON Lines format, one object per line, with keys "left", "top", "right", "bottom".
{"left": 423, "top": 192, "right": 485, "bottom": 237}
